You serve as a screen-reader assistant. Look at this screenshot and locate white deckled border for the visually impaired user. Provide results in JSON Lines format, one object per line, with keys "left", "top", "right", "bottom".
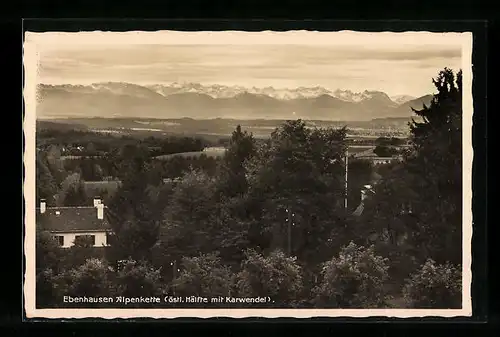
{"left": 23, "top": 30, "right": 474, "bottom": 319}
{"left": 23, "top": 37, "right": 39, "bottom": 319}
{"left": 25, "top": 30, "right": 469, "bottom": 47}
{"left": 461, "top": 31, "right": 473, "bottom": 318}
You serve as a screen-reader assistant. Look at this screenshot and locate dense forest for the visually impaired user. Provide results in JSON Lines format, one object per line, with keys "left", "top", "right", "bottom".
{"left": 36, "top": 68, "right": 463, "bottom": 309}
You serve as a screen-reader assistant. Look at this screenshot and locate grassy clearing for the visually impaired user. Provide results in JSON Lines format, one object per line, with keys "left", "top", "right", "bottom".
{"left": 347, "top": 146, "right": 376, "bottom": 154}
{"left": 154, "top": 146, "right": 374, "bottom": 160}
{"left": 154, "top": 149, "right": 226, "bottom": 161}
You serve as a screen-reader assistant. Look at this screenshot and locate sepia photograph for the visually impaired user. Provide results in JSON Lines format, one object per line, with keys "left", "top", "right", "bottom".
{"left": 23, "top": 29, "right": 473, "bottom": 318}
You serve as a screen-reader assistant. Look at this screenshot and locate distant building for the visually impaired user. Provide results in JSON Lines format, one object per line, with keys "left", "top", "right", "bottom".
{"left": 162, "top": 177, "right": 182, "bottom": 184}
{"left": 351, "top": 184, "right": 414, "bottom": 246}
{"left": 203, "top": 147, "right": 226, "bottom": 153}
{"left": 60, "top": 155, "right": 104, "bottom": 161}
{"left": 352, "top": 185, "right": 375, "bottom": 217}
{"left": 36, "top": 197, "right": 113, "bottom": 248}
{"left": 351, "top": 148, "right": 402, "bottom": 165}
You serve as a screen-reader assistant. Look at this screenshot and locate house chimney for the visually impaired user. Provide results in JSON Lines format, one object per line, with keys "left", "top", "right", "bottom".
{"left": 40, "top": 199, "right": 46, "bottom": 214}
{"left": 97, "top": 203, "right": 104, "bottom": 220}
{"left": 93, "top": 196, "right": 101, "bottom": 207}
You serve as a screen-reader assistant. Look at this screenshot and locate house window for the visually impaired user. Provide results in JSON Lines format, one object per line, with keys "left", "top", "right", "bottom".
{"left": 54, "top": 235, "right": 64, "bottom": 246}
{"left": 74, "top": 234, "right": 96, "bottom": 247}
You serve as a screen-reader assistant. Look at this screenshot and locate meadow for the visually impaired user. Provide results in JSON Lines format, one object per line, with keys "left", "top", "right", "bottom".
{"left": 153, "top": 147, "right": 227, "bottom": 160}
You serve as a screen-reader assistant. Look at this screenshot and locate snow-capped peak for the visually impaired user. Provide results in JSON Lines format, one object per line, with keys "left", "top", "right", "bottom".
{"left": 46, "top": 81, "right": 412, "bottom": 105}
{"left": 144, "top": 82, "right": 408, "bottom": 102}
{"left": 390, "top": 94, "right": 417, "bottom": 105}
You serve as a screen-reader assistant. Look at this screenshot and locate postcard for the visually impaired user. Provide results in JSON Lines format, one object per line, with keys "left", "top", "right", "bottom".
{"left": 23, "top": 29, "right": 473, "bottom": 319}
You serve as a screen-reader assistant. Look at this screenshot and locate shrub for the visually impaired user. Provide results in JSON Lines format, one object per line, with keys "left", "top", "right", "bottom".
{"left": 373, "top": 145, "right": 399, "bottom": 157}
{"left": 236, "top": 249, "right": 303, "bottom": 307}
{"left": 402, "top": 259, "right": 462, "bottom": 308}
{"left": 63, "top": 258, "right": 113, "bottom": 298}
{"left": 36, "top": 268, "right": 59, "bottom": 308}
{"left": 312, "top": 241, "right": 390, "bottom": 308}
{"left": 115, "top": 259, "right": 166, "bottom": 299}
{"left": 172, "top": 253, "right": 235, "bottom": 299}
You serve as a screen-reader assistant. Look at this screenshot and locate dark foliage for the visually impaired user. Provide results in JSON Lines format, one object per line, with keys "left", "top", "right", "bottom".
{"left": 35, "top": 68, "right": 463, "bottom": 309}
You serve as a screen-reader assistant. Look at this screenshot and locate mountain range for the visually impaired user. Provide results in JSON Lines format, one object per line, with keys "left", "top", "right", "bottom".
{"left": 36, "top": 82, "right": 433, "bottom": 121}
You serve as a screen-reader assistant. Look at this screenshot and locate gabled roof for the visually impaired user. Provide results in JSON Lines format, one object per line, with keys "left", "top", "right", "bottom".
{"left": 36, "top": 206, "right": 112, "bottom": 233}
{"left": 352, "top": 148, "right": 401, "bottom": 161}
{"left": 352, "top": 203, "right": 364, "bottom": 216}
{"left": 352, "top": 188, "right": 376, "bottom": 217}
{"left": 352, "top": 148, "right": 377, "bottom": 159}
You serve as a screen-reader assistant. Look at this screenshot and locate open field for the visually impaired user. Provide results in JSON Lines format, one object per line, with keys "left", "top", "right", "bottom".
{"left": 154, "top": 147, "right": 226, "bottom": 160}
{"left": 37, "top": 118, "right": 408, "bottom": 157}
{"left": 153, "top": 145, "right": 376, "bottom": 161}
{"left": 347, "top": 145, "right": 376, "bottom": 154}
{"left": 37, "top": 117, "right": 410, "bottom": 139}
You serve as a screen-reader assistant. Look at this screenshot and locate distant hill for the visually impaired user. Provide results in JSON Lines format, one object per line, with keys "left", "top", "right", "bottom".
{"left": 393, "top": 94, "right": 434, "bottom": 115}
{"left": 36, "top": 82, "right": 433, "bottom": 121}
{"left": 36, "top": 120, "right": 89, "bottom": 131}
{"left": 390, "top": 95, "right": 416, "bottom": 105}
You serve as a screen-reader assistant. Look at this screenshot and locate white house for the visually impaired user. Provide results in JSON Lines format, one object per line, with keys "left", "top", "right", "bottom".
{"left": 36, "top": 197, "right": 113, "bottom": 248}
{"left": 162, "top": 177, "right": 182, "bottom": 184}
{"left": 351, "top": 148, "right": 403, "bottom": 165}
{"left": 351, "top": 184, "right": 413, "bottom": 246}
{"left": 352, "top": 184, "right": 375, "bottom": 217}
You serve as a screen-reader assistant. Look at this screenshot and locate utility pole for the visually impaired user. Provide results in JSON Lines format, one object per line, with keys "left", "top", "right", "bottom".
{"left": 171, "top": 260, "right": 177, "bottom": 296}
{"left": 286, "top": 207, "right": 292, "bottom": 256}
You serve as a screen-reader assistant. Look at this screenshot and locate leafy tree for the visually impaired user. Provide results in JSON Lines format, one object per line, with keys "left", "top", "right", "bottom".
{"left": 236, "top": 249, "right": 303, "bottom": 307}
{"left": 36, "top": 154, "right": 58, "bottom": 205}
{"left": 107, "top": 146, "right": 160, "bottom": 262}
{"left": 36, "top": 268, "right": 59, "bottom": 308}
{"left": 115, "top": 259, "right": 165, "bottom": 302}
{"left": 171, "top": 253, "right": 235, "bottom": 300}
{"left": 56, "top": 172, "right": 87, "bottom": 206}
{"left": 94, "top": 163, "right": 105, "bottom": 180}
{"left": 64, "top": 183, "right": 87, "bottom": 206}
{"left": 211, "top": 196, "right": 252, "bottom": 268}
{"left": 44, "top": 145, "right": 66, "bottom": 184}
{"left": 159, "top": 169, "right": 217, "bottom": 260}
{"left": 356, "top": 68, "right": 463, "bottom": 271}
{"left": 402, "top": 259, "right": 461, "bottom": 308}
{"left": 76, "top": 158, "right": 106, "bottom": 181}
{"left": 61, "top": 258, "right": 113, "bottom": 301}
{"left": 351, "top": 164, "right": 422, "bottom": 285}
{"left": 36, "top": 230, "right": 63, "bottom": 274}
{"left": 373, "top": 145, "right": 399, "bottom": 157}
{"left": 243, "top": 120, "right": 347, "bottom": 265}
{"left": 216, "top": 124, "right": 256, "bottom": 197}
{"left": 312, "top": 242, "right": 390, "bottom": 308}
{"left": 35, "top": 230, "right": 65, "bottom": 308}
{"left": 405, "top": 67, "right": 463, "bottom": 265}
{"left": 113, "top": 144, "right": 151, "bottom": 181}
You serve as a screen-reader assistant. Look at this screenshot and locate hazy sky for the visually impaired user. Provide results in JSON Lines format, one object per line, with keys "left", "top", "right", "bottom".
{"left": 29, "top": 31, "right": 465, "bottom": 97}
